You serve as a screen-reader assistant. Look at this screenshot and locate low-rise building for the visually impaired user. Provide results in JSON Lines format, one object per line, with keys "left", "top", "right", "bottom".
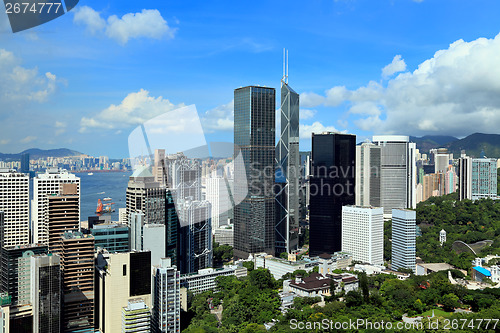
{"left": 328, "top": 273, "right": 359, "bottom": 294}
{"left": 214, "top": 227, "right": 234, "bottom": 247}
{"left": 317, "top": 252, "right": 353, "bottom": 276}
{"left": 416, "top": 263, "right": 457, "bottom": 276}
{"left": 180, "top": 265, "right": 247, "bottom": 294}
{"left": 283, "top": 273, "right": 331, "bottom": 298}
{"left": 254, "top": 253, "right": 319, "bottom": 280}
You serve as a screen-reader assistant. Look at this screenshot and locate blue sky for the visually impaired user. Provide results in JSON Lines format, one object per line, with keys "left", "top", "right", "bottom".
{"left": 1, "top": 0, "right": 500, "bottom": 158}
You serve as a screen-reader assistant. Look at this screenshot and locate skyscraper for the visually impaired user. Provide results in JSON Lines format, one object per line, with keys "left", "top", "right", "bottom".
{"left": 20, "top": 153, "right": 29, "bottom": 174}
{"left": 47, "top": 188, "right": 80, "bottom": 253}
{"left": 275, "top": 74, "right": 300, "bottom": 255}
{"left": 30, "top": 254, "right": 61, "bottom": 333}
{"left": 309, "top": 133, "right": 356, "bottom": 256}
{"left": 391, "top": 209, "right": 416, "bottom": 272}
{"left": 206, "top": 177, "right": 229, "bottom": 230}
{"left": 126, "top": 167, "right": 165, "bottom": 225}
{"left": 355, "top": 142, "right": 381, "bottom": 207}
{"left": 459, "top": 153, "right": 497, "bottom": 201}
{"left": 233, "top": 86, "right": 276, "bottom": 259}
{"left": 0, "top": 169, "right": 30, "bottom": 247}
{"left": 60, "top": 231, "right": 95, "bottom": 331}
{"left": 152, "top": 258, "right": 180, "bottom": 333}
{"left": 33, "top": 168, "right": 80, "bottom": 245}
{"left": 341, "top": 206, "right": 383, "bottom": 265}
{"left": 372, "top": 136, "right": 417, "bottom": 215}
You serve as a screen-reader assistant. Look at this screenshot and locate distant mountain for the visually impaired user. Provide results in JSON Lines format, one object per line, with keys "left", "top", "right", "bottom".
{"left": 445, "top": 133, "right": 500, "bottom": 158}
{"left": 0, "top": 148, "right": 83, "bottom": 160}
{"left": 410, "top": 135, "right": 459, "bottom": 152}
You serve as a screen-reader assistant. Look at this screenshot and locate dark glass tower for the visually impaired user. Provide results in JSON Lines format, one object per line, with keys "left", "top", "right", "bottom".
{"left": 20, "top": 153, "right": 29, "bottom": 174}
{"left": 234, "top": 86, "right": 276, "bottom": 259}
{"left": 309, "top": 133, "right": 356, "bottom": 257}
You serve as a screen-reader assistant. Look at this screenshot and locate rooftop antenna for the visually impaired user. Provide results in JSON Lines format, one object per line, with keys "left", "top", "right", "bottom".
{"left": 282, "top": 48, "right": 289, "bottom": 84}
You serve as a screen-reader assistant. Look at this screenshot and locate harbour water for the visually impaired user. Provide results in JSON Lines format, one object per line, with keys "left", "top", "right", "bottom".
{"left": 77, "top": 172, "right": 132, "bottom": 222}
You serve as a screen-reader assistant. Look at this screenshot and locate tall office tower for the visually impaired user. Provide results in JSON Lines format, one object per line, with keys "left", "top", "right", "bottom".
{"left": 275, "top": 73, "right": 300, "bottom": 255}
{"left": 30, "top": 254, "right": 61, "bottom": 333}
{"left": 126, "top": 167, "right": 166, "bottom": 225}
{"left": 153, "top": 149, "right": 167, "bottom": 185}
{"left": 422, "top": 173, "right": 442, "bottom": 202}
{"left": 0, "top": 169, "right": 30, "bottom": 247}
{"left": 309, "top": 133, "right": 356, "bottom": 256}
{"left": 33, "top": 168, "right": 80, "bottom": 245}
{"left": 434, "top": 148, "right": 451, "bottom": 174}
{"left": 165, "top": 153, "right": 202, "bottom": 202}
{"left": 165, "top": 191, "right": 179, "bottom": 264}
{"left": 91, "top": 223, "right": 129, "bottom": 253}
{"left": 444, "top": 166, "right": 457, "bottom": 195}
{"left": 130, "top": 211, "right": 146, "bottom": 251}
{"left": 206, "top": 177, "right": 229, "bottom": 230}
{"left": 459, "top": 153, "right": 497, "bottom": 201}
{"left": 96, "top": 250, "right": 152, "bottom": 333}
{"left": 0, "top": 244, "right": 47, "bottom": 305}
{"left": 47, "top": 187, "right": 80, "bottom": 253}
{"left": 355, "top": 142, "right": 381, "bottom": 207}
{"left": 341, "top": 206, "right": 384, "bottom": 265}
{"left": 131, "top": 217, "right": 166, "bottom": 266}
{"left": 0, "top": 211, "right": 3, "bottom": 247}
{"left": 391, "top": 209, "right": 416, "bottom": 272}
{"left": 20, "top": 153, "right": 29, "bottom": 174}
{"left": 233, "top": 86, "right": 276, "bottom": 259}
{"left": 178, "top": 200, "right": 212, "bottom": 274}
{"left": 60, "top": 231, "right": 95, "bottom": 331}
{"left": 372, "top": 136, "right": 417, "bottom": 215}
{"left": 122, "top": 299, "right": 151, "bottom": 332}
{"left": 152, "top": 258, "right": 181, "bottom": 333}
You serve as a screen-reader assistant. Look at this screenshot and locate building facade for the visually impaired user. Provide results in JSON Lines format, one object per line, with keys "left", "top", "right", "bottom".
{"left": 341, "top": 206, "right": 384, "bottom": 265}
{"left": 152, "top": 258, "right": 180, "bottom": 333}
{"left": 33, "top": 168, "right": 80, "bottom": 245}
{"left": 275, "top": 80, "right": 300, "bottom": 255}
{"left": 233, "top": 86, "right": 276, "bottom": 259}
{"left": 355, "top": 143, "right": 381, "bottom": 207}
{"left": 126, "top": 167, "right": 165, "bottom": 225}
{"left": 309, "top": 133, "right": 356, "bottom": 256}
{"left": 372, "top": 136, "right": 416, "bottom": 215}
{"left": 0, "top": 170, "right": 30, "bottom": 247}
{"left": 391, "top": 209, "right": 416, "bottom": 272}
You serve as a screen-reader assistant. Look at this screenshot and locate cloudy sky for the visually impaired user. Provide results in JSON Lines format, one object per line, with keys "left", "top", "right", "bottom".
{"left": 1, "top": 0, "right": 500, "bottom": 157}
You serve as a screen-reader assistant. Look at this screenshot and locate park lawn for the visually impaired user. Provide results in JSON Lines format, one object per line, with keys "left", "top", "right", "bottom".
{"left": 420, "top": 308, "right": 453, "bottom": 318}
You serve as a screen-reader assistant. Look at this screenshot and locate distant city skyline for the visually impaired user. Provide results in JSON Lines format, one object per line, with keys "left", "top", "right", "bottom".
{"left": 2, "top": 1, "right": 500, "bottom": 157}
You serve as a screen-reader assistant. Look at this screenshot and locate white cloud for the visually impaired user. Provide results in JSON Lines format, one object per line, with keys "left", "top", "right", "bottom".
{"left": 55, "top": 121, "right": 67, "bottom": 135}
{"left": 325, "top": 86, "right": 351, "bottom": 106}
{"left": 0, "top": 139, "right": 10, "bottom": 145}
{"left": 73, "top": 6, "right": 176, "bottom": 45}
{"left": 300, "top": 122, "right": 341, "bottom": 139}
{"left": 301, "top": 32, "right": 500, "bottom": 137}
{"left": 0, "top": 49, "right": 59, "bottom": 105}
{"left": 382, "top": 55, "right": 407, "bottom": 78}
{"left": 300, "top": 92, "right": 325, "bottom": 108}
{"left": 73, "top": 6, "right": 106, "bottom": 34}
{"left": 80, "top": 89, "right": 185, "bottom": 132}
{"left": 20, "top": 136, "right": 37, "bottom": 143}
{"left": 201, "top": 101, "right": 234, "bottom": 132}
{"left": 300, "top": 109, "right": 316, "bottom": 120}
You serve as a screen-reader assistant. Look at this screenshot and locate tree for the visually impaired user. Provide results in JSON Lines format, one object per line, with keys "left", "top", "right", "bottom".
{"left": 441, "top": 293, "right": 459, "bottom": 312}
{"left": 345, "top": 290, "right": 363, "bottom": 307}
{"left": 242, "top": 261, "right": 254, "bottom": 272}
{"left": 358, "top": 272, "right": 370, "bottom": 303}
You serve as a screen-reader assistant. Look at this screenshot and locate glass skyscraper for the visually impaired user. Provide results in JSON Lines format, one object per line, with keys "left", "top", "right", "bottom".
{"left": 309, "top": 133, "right": 356, "bottom": 257}
{"left": 234, "top": 86, "right": 276, "bottom": 259}
{"left": 275, "top": 81, "right": 300, "bottom": 255}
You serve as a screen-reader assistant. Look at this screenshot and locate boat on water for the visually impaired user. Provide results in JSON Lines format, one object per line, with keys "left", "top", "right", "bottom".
{"left": 88, "top": 172, "right": 94, "bottom": 176}
{"left": 103, "top": 197, "right": 112, "bottom": 201}
{"left": 96, "top": 198, "right": 116, "bottom": 214}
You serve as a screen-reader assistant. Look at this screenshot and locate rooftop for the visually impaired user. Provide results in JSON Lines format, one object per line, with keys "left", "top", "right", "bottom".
{"left": 473, "top": 266, "right": 491, "bottom": 277}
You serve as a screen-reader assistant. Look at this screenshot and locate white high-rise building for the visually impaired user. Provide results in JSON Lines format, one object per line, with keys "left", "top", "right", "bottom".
{"left": 459, "top": 153, "right": 497, "bottom": 201}
{"left": 32, "top": 168, "right": 80, "bottom": 244}
{"left": 439, "top": 229, "right": 446, "bottom": 246}
{"left": 122, "top": 299, "right": 151, "bottom": 333}
{"left": 391, "top": 209, "right": 416, "bottom": 272}
{"left": 152, "top": 258, "right": 181, "bottom": 333}
{"left": 0, "top": 169, "right": 30, "bottom": 247}
{"left": 206, "top": 177, "right": 230, "bottom": 230}
{"left": 355, "top": 143, "right": 381, "bottom": 207}
{"left": 341, "top": 206, "right": 384, "bottom": 265}
{"left": 372, "top": 136, "right": 417, "bottom": 215}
